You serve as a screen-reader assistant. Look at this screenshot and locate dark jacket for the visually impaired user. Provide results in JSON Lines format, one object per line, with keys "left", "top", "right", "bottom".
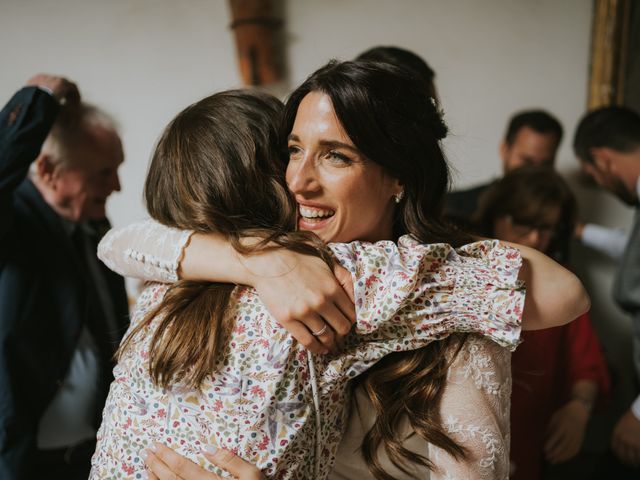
{"left": 444, "top": 182, "right": 492, "bottom": 221}
{"left": 0, "top": 87, "right": 129, "bottom": 479}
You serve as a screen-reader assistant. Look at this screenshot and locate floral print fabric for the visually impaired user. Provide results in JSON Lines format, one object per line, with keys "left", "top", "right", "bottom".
{"left": 91, "top": 223, "right": 524, "bottom": 479}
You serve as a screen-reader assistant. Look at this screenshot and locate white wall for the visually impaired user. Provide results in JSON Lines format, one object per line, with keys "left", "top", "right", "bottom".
{"left": 1, "top": 0, "right": 242, "bottom": 228}
{"left": 1, "top": 0, "right": 636, "bottom": 446}
{"left": 0, "top": 0, "right": 608, "bottom": 225}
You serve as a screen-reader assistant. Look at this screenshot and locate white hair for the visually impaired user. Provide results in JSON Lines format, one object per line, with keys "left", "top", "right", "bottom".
{"left": 38, "top": 102, "right": 120, "bottom": 169}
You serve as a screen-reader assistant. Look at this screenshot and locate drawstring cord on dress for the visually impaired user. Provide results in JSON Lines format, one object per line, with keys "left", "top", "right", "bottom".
{"left": 307, "top": 350, "right": 322, "bottom": 478}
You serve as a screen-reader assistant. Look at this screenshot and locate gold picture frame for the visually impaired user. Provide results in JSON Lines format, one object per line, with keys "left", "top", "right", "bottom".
{"left": 588, "top": 0, "right": 639, "bottom": 111}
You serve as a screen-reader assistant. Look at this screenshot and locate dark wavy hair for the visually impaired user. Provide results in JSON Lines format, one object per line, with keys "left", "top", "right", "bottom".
{"left": 283, "top": 60, "right": 472, "bottom": 479}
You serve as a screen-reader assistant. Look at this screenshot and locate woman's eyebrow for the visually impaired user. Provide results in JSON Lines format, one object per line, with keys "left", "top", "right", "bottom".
{"left": 288, "top": 134, "right": 359, "bottom": 153}
{"left": 318, "top": 140, "right": 359, "bottom": 152}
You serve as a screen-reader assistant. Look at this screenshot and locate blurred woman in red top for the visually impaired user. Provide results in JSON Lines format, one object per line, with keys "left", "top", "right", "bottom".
{"left": 474, "top": 166, "right": 611, "bottom": 480}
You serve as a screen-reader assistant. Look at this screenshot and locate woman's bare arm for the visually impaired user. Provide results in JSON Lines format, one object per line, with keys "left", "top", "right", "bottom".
{"left": 507, "top": 242, "right": 590, "bottom": 330}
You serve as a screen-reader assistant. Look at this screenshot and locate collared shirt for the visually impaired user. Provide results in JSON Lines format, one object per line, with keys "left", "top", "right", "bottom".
{"left": 624, "top": 178, "right": 640, "bottom": 421}
{"left": 580, "top": 178, "right": 640, "bottom": 260}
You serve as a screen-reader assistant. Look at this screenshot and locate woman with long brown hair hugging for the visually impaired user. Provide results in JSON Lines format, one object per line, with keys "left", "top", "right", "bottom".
{"left": 94, "top": 61, "right": 588, "bottom": 479}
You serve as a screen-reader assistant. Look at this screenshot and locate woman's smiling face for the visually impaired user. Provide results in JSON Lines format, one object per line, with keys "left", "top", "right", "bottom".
{"left": 285, "top": 91, "right": 401, "bottom": 243}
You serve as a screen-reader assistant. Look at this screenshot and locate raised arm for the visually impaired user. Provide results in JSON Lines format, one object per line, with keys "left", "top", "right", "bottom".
{"left": 0, "top": 75, "right": 77, "bottom": 477}
{"left": 0, "top": 77, "right": 71, "bottom": 252}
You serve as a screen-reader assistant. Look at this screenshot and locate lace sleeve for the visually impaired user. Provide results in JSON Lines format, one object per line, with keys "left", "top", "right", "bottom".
{"left": 328, "top": 335, "right": 512, "bottom": 480}
{"left": 430, "top": 335, "right": 512, "bottom": 480}
{"left": 97, "top": 219, "right": 194, "bottom": 283}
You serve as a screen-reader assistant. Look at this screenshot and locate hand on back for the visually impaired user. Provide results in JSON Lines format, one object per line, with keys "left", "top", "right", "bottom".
{"left": 245, "top": 249, "right": 356, "bottom": 354}
{"left": 144, "top": 442, "right": 264, "bottom": 480}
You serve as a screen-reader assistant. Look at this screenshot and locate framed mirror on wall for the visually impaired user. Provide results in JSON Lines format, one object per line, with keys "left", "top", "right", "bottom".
{"left": 588, "top": 0, "right": 640, "bottom": 111}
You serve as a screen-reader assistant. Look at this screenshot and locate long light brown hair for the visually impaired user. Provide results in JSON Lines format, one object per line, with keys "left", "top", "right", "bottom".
{"left": 118, "top": 90, "right": 331, "bottom": 389}
{"left": 283, "top": 60, "right": 473, "bottom": 478}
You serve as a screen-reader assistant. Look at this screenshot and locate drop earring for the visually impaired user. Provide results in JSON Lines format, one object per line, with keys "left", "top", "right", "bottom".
{"left": 394, "top": 191, "right": 404, "bottom": 203}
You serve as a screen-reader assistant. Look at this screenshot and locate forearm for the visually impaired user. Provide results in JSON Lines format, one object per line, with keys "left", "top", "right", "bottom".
{"left": 0, "top": 88, "right": 58, "bottom": 188}
{"left": 178, "top": 232, "right": 253, "bottom": 284}
{"left": 506, "top": 242, "right": 590, "bottom": 330}
{"left": 0, "top": 88, "right": 58, "bottom": 245}
{"left": 179, "top": 232, "right": 322, "bottom": 288}
{"left": 99, "top": 223, "right": 311, "bottom": 288}
{"left": 579, "top": 223, "right": 629, "bottom": 261}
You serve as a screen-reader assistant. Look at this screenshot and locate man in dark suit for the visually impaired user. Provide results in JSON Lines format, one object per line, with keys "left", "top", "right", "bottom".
{"left": 0, "top": 75, "right": 129, "bottom": 479}
{"left": 446, "top": 109, "right": 563, "bottom": 220}
{"left": 574, "top": 106, "right": 640, "bottom": 473}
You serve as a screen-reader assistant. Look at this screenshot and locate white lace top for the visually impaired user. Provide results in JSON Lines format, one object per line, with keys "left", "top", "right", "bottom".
{"left": 329, "top": 335, "right": 511, "bottom": 480}
{"left": 92, "top": 220, "right": 522, "bottom": 479}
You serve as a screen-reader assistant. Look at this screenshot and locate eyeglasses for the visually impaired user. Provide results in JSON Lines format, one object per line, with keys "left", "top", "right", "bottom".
{"left": 504, "top": 215, "right": 558, "bottom": 238}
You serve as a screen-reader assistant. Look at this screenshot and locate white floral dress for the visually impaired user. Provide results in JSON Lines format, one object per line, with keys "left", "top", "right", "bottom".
{"left": 90, "top": 220, "right": 524, "bottom": 479}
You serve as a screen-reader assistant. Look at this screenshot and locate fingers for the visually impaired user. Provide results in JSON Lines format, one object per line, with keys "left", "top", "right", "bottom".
{"left": 611, "top": 410, "right": 640, "bottom": 467}
{"left": 144, "top": 450, "right": 180, "bottom": 480}
{"left": 546, "top": 436, "right": 575, "bottom": 464}
{"left": 544, "top": 433, "right": 564, "bottom": 463}
{"left": 613, "top": 433, "right": 640, "bottom": 467}
{"left": 25, "top": 74, "right": 80, "bottom": 105}
{"left": 203, "top": 446, "right": 264, "bottom": 480}
{"left": 285, "top": 321, "right": 328, "bottom": 355}
{"left": 333, "top": 264, "right": 356, "bottom": 305}
{"left": 144, "top": 442, "right": 220, "bottom": 480}
{"left": 306, "top": 314, "right": 337, "bottom": 352}
{"left": 250, "top": 251, "right": 355, "bottom": 354}
{"left": 332, "top": 265, "right": 357, "bottom": 328}
{"left": 613, "top": 438, "right": 631, "bottom": 466}
{"left": 288, "top": 289, "right": 351, "bottom": 351}
{"left": 146, "top": 467, "right": 159, "bottom": 480}
{"left": 315, "top": 304, "right": 350, "bottom": 339}
{"left": 334, "top": 293, "right": 356, "bottom": 328}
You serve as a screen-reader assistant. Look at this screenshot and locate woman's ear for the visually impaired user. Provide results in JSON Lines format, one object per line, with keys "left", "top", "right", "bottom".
{"left": 391, "top": 178, "right": 405, "bottom": 203}
{"left": 393, "top": 177, "right": 404, "bottom": 197}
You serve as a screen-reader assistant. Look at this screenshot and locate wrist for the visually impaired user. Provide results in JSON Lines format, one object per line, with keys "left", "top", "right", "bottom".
{"left": 238, "top": 244, "right": 295, "bottom": 288}
{"left": 571, "top": 397, "right": 593, "bottom": 416}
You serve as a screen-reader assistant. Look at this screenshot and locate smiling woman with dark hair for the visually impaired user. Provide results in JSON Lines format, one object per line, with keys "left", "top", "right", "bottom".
{"left": 94, "top": 61, "right": 588, "bottom": 480}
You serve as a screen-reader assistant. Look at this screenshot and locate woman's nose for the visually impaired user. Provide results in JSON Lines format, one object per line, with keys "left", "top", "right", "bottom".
{"left": 286, "top": 158, "right": 320, "bottom": 194}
